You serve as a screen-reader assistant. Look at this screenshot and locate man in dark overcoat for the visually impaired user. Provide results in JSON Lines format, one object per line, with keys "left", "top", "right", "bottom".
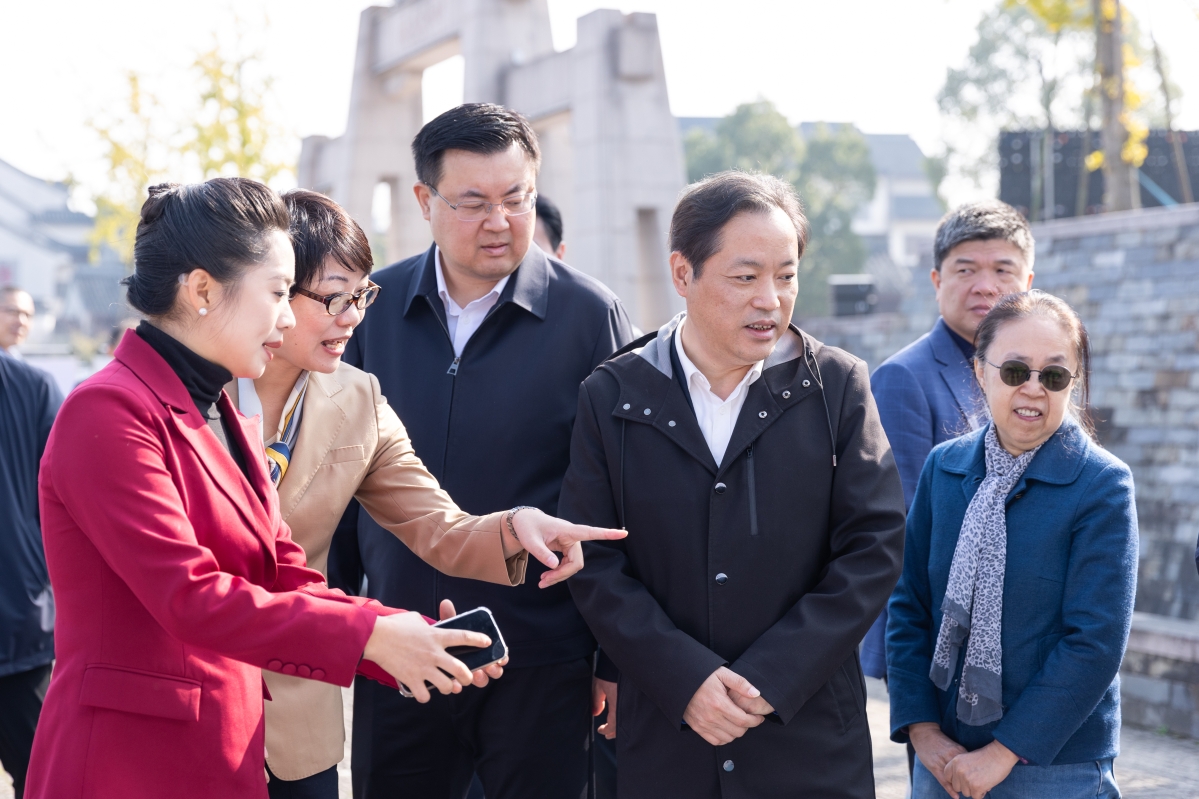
{"left": 561, "top": 171, "right": 907, "bottom": 798}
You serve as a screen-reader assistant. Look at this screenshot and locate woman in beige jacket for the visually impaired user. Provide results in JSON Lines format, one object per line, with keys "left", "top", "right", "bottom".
{"left": 230, "top": 189, "right": 623, "bottom": 798}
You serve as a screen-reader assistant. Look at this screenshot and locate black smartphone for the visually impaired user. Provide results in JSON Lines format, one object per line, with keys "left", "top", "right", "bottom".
{"left": 433, "top": 606, "right": 508, "bottom": 671}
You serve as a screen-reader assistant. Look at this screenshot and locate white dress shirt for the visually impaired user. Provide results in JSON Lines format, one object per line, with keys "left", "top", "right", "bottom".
{"left": 435, "top": 246, "right": 511, "bottom": 357}
{"left": 674, "top": 319, "right": 764, "bottom": 465}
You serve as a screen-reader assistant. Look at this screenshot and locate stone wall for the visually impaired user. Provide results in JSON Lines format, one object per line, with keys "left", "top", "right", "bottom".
{"left": 1032, "top": 206, "right": 1199, "bottom": 620}
{"left": 1121, "top": 612, "right": 1199, "bottom": 738}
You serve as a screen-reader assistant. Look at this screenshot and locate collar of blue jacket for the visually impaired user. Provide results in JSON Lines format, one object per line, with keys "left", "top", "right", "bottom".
{"left": 400, "top": 244, "right": 551, "bottom": 323}
{"left": 940, "top": 416, "right": 1090, "bottom": 495}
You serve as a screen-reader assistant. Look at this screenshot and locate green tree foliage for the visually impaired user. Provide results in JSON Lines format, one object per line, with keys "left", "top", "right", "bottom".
{"left": 797, "top": 124, "right": 876, "bottom": 317}
{"left": 89, "top": 40, "right": 292, "bottom": 268}
{"left": 88, "top": 73, "right": 176, "bottom": 266}
{"left": 189, "top": 45, "right": 291, "bottom": 184}
{"left": 684, "top": 101, "right": 804, "bottom": 183}
{"left": 683, "top": 101, "right": 876, "bottom": 317}
{"left": 938, "top": 1, "right": 1094, "bottom": 192}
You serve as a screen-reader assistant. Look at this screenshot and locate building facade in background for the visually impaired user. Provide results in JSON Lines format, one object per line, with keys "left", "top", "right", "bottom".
{"left": 0, "top": 159, "right": 91, "bottom": 348}
{"left": 298, "top": 0, "right": 687, "bottom": 331}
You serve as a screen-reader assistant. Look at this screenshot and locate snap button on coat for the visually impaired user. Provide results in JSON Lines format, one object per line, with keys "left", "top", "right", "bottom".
{"left": 758, "top": 411, "right": 767, "bottom": 418}
{"left": 715, "top": 573, "right": 728, "bottom": 585}
{"left": 714, "top": 482, "right": 726, "bottom": 494}
{"left": 723, "top": 760, "right": 734, "bottom": 772}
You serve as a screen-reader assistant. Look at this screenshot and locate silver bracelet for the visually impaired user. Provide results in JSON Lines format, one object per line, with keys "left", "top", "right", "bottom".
{"left": 504, "top": 506, "right": 535, "bottom": 546}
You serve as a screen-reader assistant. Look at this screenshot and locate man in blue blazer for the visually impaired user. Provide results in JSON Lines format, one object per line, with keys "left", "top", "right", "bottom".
{"left": 860, "top": 201, "right": 1035, "bottom": 681}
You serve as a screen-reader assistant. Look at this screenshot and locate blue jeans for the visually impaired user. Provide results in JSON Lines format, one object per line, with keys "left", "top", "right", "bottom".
{"left": 913, "top": 755, "right": 1120, "bottom": 798}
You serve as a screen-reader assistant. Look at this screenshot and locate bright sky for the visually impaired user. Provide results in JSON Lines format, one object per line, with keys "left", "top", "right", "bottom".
{"left": 3, "top": 0, "right": 1197, "bottom": 209}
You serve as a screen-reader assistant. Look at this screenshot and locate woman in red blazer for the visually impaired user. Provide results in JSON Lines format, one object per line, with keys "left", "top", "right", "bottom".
{"left": 25, "top": 179, "right": 498, "bottom": 799}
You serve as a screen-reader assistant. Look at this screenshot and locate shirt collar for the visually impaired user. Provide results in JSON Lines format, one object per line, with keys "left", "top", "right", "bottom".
{"left": 237, "top": 371, "right": 310, "bottom": 445}
{"left": 434, "top": 245, "right": 510, "bottom": 315}
{"left": 673, "top": 317, "right": 764, "bottom": 400}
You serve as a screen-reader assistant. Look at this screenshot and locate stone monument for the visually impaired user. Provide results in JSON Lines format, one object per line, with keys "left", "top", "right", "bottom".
{"left": 298, "top": 0, "right": 686, "bottom": 330}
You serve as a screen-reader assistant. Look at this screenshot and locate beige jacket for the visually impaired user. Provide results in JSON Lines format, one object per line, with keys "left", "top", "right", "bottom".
{"left": 229, "top": 362, "right": 527, "bottom": 780}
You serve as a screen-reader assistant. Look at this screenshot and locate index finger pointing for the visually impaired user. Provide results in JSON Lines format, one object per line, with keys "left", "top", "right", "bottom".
{"left": 570, "top": 526, "right": 627, "bottom": 542}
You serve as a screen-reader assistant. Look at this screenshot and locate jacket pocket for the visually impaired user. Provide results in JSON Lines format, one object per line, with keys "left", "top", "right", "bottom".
{"left": 80, "top": 664, "right": 202, "bottom": 722}
{"left": 828, "top": 657, "right": 864, "bottom": 734}
{"left": 325, "top": 445, "right": 365, "bottom": 464}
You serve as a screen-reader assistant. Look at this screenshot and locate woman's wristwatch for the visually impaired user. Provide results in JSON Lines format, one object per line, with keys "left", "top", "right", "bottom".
{"left": 504, "top": 506, "right": 535, "bottom": 548}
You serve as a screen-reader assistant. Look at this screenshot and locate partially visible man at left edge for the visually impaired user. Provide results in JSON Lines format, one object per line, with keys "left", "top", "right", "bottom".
{"left": 0, "top": 294, "right": 63, "bottom": 798}
{"left": 1, "top": 287, "right": 36, "bottom": 357}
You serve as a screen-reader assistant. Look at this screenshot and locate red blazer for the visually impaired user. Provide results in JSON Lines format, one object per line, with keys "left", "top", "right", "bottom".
{"left": 27, "top": 332, "right": 401, "bottom": 799}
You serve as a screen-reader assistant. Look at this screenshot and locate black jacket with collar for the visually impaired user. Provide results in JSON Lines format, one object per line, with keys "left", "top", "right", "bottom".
{"left": 560, "top": 315, "right": 906, "bottom": 798}
{"left": 0, "top": 353, "right": 62, "bottom": 676}
{"left": 342, "top": 244, "right": 636, "bottom": 667}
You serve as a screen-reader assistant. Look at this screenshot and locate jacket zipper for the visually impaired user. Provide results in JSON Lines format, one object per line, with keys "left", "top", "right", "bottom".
{"left": 447, "top": 356, "right": 461, "bottom": 375}
{"left": 747, "top": 445, "right": 759, "bottom": 536}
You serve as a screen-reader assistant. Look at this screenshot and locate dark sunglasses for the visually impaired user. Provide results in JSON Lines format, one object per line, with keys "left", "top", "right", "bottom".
{"left": 291, "top": 282, "right": 381, "bottom": 315}
{"left": 984, "top": 359, "right": 1078, "bottom": 392}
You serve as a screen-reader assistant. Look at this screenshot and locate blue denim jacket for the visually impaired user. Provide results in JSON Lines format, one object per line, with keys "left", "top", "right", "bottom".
{"left": 887, "top": 420, "right": 1138, "bottom": 766}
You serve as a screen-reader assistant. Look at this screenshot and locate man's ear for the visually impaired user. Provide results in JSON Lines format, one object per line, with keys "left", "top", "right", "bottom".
{"left": 929, "top": 267, "right": 942, "bottom": 294}
{"left": 670, "top": 251, "right": 694, "bottom": 299}
{"left": 413, "top": 182, "right": 433, "bottom": 222}
{"left": 1024, "top": 268, "right": 1035, "bottom": 290}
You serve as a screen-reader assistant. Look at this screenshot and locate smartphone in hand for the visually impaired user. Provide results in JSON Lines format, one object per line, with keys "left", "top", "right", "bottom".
{"left": 435, "top": 606, "right": 508, "bottom": 671}
{"left": 398, "top": 607, "right": 508, "bottom": 698}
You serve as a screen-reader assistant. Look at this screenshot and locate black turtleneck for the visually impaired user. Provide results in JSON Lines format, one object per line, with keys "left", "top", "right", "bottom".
{"left": 945, "top": 325, "right": 977, "bottom": 362}
{"left": 136, "top": 321, "right": 250, "bottom": 479}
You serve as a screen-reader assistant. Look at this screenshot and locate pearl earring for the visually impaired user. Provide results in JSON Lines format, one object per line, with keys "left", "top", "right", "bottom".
{"left": 198, "top": 308, "right": 208, "bottom": 317}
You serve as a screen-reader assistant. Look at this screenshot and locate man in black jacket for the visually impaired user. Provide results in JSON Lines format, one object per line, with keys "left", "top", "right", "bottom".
{"left": 342, "top": 103, "right": 636, "bottom": 799}
{"left": 0, "top": 342, "right": 63, "bottom": 798}
{"left": 561, "top": 171, "right": 906, "bottom": 798}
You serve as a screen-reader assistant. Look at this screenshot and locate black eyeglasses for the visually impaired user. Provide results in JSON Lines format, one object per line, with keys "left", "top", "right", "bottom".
{"left": 984, "top": 359, "right": 1078, "bottom": 392}
{"left": 291, "top": 282, "right": 381, "bottom": 315}
{"left": 425, "top": 184, "right": 537, "bottom": 222}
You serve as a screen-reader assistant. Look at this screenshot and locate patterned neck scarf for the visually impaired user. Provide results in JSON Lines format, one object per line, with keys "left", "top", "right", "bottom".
{"left": 930, "top": 424, "right": 1043, "bottom": 726}
{"left": 237, "top": 372, "right": 310, "bottom": 488}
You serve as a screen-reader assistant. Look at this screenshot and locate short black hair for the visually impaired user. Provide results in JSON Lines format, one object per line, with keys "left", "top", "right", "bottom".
{"left": 535, "top": 195, "right": 564, "bottom": 251}
{"left": 934, "top": 200, "right": 1034, "bottom": 271}
{"left": 411, "top": 103, "right": 541, "bottom": 189}
{"left": 282, "top": 190, "right": 373, "bottom": 291}
{"left": 670, "top": 170, "right": 808, "bottom": 278}
{"left": 123, "top": 177, "right": 291, "bottom": 318}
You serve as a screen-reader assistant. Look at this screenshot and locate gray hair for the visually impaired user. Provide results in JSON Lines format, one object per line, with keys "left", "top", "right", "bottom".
{"left": 933, "top": 200, "right": 1034, "bottom": 272}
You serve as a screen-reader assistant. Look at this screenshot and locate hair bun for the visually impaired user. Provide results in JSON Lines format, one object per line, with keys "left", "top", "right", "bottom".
{"left": 140, "top": 183, "right": 181, "bottom": 224}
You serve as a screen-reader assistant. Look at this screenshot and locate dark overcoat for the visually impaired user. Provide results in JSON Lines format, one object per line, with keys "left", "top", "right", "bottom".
{"left": 561, "top": 317, "right": 907, "bottom": 799}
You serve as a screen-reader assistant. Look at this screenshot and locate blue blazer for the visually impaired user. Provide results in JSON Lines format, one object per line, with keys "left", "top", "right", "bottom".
{"left": 860, "top": 318, "right": 985, "bottom": 677}
{"left": 886, "top": 420, "right": 1138, "bottom": 766}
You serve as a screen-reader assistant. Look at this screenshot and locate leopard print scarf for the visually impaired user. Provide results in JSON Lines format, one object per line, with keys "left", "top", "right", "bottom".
{"left": 930, "top": 424, "right": 1043, "bottom": 726}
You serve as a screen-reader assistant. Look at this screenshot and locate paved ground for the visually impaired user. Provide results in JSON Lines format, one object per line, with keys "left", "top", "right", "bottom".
{"left": 5, "top": 678, "right": 1198, "bottom": 798}
{"left": 866, "top": 677, "right": 1199, "bottom": 798}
